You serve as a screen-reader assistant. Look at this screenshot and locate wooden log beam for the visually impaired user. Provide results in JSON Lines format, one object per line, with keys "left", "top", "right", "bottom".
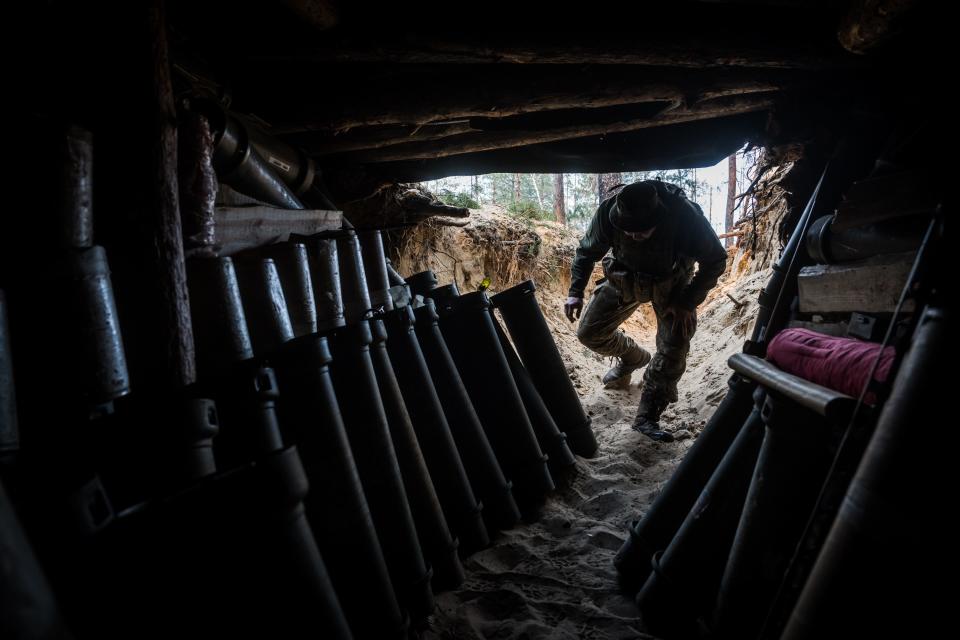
{"left": 178, "top": 106, "right": 219, "bottom": 258}
{"left": 257, "top": 66, "right": 805, "bottom": 134}
{"left": 345, "top": 112, "right": 766, "bottom": 183}
{"left": 269, "top": 38, "right": 847, "bottom": 69}
{"left": 285, "top": 121, "right": 475, "bottom": 156}
{"left": 318, "top": 94, "right": 777, "bottom": 164}
{"left": 336, "top": 184, "right": 469, "bottom": 229}
{"left": 285, "top": 88, "right": 835, "bottom": 158}
{"left": 290, "top": 99, "right": 677, "bottom": 157}
{"left": 136, "top": 0, "right": 196, "bottom": 389}
{"left": 92, "top": 1, "right": 197, "bottom": 391}
{"left": 302, "top": 102, "right": 677, "bottom": 159}
{"left": 395, "top": 188, "right": 471, "bottom": 218}
{"left": 468, "top": 99, "right": 677, "bottom": 132}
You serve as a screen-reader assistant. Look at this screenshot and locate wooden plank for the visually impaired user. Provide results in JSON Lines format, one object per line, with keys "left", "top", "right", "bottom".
{"left": 797, "top": 252, "right": 915, "bottom": 314}
{"left": 213, "top": 206, "right": 342, "bottom": 256}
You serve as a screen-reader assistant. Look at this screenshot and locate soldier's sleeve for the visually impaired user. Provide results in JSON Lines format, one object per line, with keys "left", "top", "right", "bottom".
{"left": 568, "top": 202, "right": 614, "bottom": 297}
{"left": 673, "top": 211, "right": 728, "bottom": 310}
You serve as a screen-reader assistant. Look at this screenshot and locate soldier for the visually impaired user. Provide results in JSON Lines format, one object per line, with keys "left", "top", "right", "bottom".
{"left": 564, "top": 180, "right": 727, "bottom": 442}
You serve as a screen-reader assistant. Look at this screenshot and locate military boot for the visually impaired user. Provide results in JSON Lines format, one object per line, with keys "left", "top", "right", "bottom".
{"left": 601, "top": 344, "right": 652, "bottom": 389}
{"left": 631, "top": 393, "right": 673, "bottom": 442}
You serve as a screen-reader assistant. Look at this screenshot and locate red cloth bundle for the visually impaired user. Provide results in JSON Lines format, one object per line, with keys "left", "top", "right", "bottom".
{"left": 766, "top": 328, "right": 895, "bottom": 405}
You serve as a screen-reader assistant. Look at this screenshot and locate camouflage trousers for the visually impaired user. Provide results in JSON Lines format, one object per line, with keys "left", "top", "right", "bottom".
{"left": 575, "top": 269, "right": 695, "bottom": 403}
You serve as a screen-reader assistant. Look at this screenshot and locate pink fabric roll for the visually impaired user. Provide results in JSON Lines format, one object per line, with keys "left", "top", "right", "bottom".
{"left": 766, "top": 328, "right": 895, "bottom": 405}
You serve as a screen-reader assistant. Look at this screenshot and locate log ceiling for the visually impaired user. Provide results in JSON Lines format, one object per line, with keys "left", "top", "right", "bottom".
{"left": 17, "top": 0, "right": 939, "bottom": 192}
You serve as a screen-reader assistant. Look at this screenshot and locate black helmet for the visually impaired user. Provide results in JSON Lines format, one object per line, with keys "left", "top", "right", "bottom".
{"left": 610, "top": 181, "right": 666, "bottom": 232}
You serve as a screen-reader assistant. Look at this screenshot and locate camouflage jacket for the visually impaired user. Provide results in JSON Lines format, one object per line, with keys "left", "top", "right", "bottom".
{"left": 568, "top": 180, "right": 727, "bottom": 310}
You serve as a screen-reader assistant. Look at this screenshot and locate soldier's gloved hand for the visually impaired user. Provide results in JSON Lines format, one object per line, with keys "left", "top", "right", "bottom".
{"left": 664, "top": 305, "right": 696, "bottom": 339}
{"left": 564, "top": 296, "right": 584, "bottom": 322}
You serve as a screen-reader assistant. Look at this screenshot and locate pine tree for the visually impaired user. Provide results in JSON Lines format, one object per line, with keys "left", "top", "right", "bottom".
{"left": 553, "top": 173, "right": 566, "bottom": 226}
{"left": 725, "top": 155, "right": 737, "bottom": 248}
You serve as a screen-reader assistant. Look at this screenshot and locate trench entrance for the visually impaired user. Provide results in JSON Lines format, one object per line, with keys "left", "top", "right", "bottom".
{"left": 388, "top": 158, "right": 786, "bottom": 639}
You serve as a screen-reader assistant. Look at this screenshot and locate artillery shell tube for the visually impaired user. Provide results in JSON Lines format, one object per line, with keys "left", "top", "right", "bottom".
{"left": 635, "top": 390, "right": 767, "bottom": 639}
{"left": 369, "top": 317, "right": 464, "bottom": 592}
{"left": 291, "top": 233, "right": 346, "bottom": 333}
{"left": 405, "top": 270, "right": 439, "bottom": 298}
{"left": 187, "top": 257, "right": 255, "bottom": 378}
{"left": 326, "top": 321, "right": 434, "bottom": 624}
{"left": 493, "top": 316, "right": 577, "bottom": 481}
{"left": 614, "top": 374, "right": 756, "bottom": 593}
{"left": 491, "top": 280, "right": 597, "bottom": 457}
{"left": 357, "top": 230, "right": 394, "bottom": 314}
{"left": 431, "top": 290, "right": 554, "bottom": 515}
{"left": 62, "top": 246, "right": 131, "bottom": 406}
{"left": 384, "top": 304, "right": 487, "bottom": 563}
{"left": 412, "top": 299, "right": 521, "bottom": 533}
{"left": 712, "top": 396, "right": 836, "bottom": 640}
{"left": 273, "top": 334, "right": 408, "bottom": 639}
{"left": 258, "top": 243, "right": 318, "bottom": 338}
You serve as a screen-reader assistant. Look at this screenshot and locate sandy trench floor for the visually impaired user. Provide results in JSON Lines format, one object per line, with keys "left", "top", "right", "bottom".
{"left": 422, "top": 266, "right": 768, "bottom": 640}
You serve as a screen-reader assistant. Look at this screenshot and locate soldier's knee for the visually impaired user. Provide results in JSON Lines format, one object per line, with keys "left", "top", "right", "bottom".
{"left": 576, "top": 321, "right": 598, "bottom": 348}
{"left": 662, "top": 333, "right": 692, "bottom": 353}
{"left": 578, "top": 322, "right": 616, "bottom": 354}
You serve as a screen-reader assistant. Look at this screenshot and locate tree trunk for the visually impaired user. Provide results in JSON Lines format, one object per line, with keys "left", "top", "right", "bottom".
{"left": 554, "top": 173, "right": 566, "bottom": 226}
{"left": 513, "top": 173, "right": 521, "bottom": 203}
{"left": 569, "top": 175, "right": 577, "bottom": 221}
{"left": 598, "top": 173, "right": 622, "bottom": 202}
{"left": 725, "top": 154, "right": 737, "bottom": 248}
{"left": 531, "top": 174, "right": 543, "bottom": 210}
